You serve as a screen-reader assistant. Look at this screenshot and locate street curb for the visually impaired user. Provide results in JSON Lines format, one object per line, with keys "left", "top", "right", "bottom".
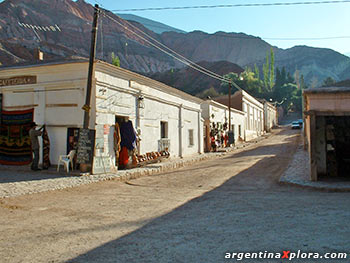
{"left": 279, "top": 142, "right": 350, "bottom": 192}
{"left": 279, "top": 180, "right": 350, "bottom": 192}
{"left": 0, "top": 133, "right": 271, "bottom": 199}
{"left": 99, "top": 137, "right": 266, "bottom": 184}
{"left": 93, "top": 151, "right": 229, "bottom": 183}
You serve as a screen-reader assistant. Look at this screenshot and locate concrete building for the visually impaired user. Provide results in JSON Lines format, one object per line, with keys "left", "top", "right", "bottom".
{"left": 200, "top": 99, "right": 245, "bottom": 152}
{"left": 304, "top": 87, "right": 350, "bottom": 181}
{"left": 0, "top": 60, "right": 203, "bottom": 173}
{"left": 216, "top": 90, "right": 264, "bottom": 141}
{"left": 261, "top": 99, "right": 278, "bottom": 132}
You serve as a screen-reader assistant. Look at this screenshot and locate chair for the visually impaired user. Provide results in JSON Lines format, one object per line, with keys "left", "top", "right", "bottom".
{"left": 57, "top": 150, "right": 76, "bottom": 173}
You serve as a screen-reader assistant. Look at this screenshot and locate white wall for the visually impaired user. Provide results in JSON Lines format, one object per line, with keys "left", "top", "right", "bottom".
{"left": 0, "top": 62, "right": 89, "bottom": 165}
{"left": 242, "top": 92, "right": 264, "bottom": 141}
{"left": 0, "top": 61, "right": 203, "bottom": 169}
{"left": 201, "top": 100, "right": 245, "bottom": 143}
{"left": 94, "top": 62, "right": 203, "bottom": 161}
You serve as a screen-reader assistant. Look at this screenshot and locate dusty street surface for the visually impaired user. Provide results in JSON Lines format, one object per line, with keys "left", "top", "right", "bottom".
{"left": 1, "top": 128, "right": 349, "bottom": 263}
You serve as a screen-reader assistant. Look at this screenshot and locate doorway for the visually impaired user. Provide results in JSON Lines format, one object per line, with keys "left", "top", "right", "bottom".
{"left": 324, "top": 116, "right": 350, "bottom": 179}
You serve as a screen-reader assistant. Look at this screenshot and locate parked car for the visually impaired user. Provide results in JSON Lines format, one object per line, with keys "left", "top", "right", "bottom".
{"left": 297, "top": 119, "right": 303, "bottom": 128}
{"left": 291, "top": 121, "right": 301, "bottom": 129}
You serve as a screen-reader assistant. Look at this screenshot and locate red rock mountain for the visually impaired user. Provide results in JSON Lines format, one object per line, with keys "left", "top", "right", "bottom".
{"left": 150, "top": 61, "right": 244, "bottom": 96}
{"left": 1, "top": 0, "right": 350, "bottom": 87}
{"left": 0, "top": 0, "right": 174, "bottom": 72}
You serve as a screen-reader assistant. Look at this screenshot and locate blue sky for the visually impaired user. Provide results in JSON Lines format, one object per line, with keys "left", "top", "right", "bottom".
{"left": 84, "top": 0, "right": 350, "bottom": 55}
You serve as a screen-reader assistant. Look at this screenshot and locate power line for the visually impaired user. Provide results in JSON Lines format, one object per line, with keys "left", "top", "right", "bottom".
{"left": 108, "top": 17, "right": 350, "bottom": 41}
{"left": 101, "top": 9, "right": 239, "bottom": 86}
{"left": 106, "top": 11, "right": 235, "bottom": 83}
{"left": 106, "top": 11, "right": 231, "bottom": 82}
{"left": 111, "top": 0, "right": 350, "bottom": 12}
{"left": 115, "top": 20, "right": 350, "bottom": 41}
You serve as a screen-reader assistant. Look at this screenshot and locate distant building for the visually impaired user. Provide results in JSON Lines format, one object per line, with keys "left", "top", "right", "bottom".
{"left": 0, "top": 60, "right": 203, "bottom": 173}
{"left": 304, "top": 87, "right": 350, "bottom": 181}
{"left": 201, "top": 99, "right": 245, "bottom": 152}
{"left": 259, "top": 99, "right": 278, "bottom": 132}
{"left": 216, "top": 90, "right": 265, "bottom": 141}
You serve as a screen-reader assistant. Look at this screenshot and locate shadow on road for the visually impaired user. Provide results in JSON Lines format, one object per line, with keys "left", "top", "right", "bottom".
{"left": 0, "top": 167, "right": 78, "bottom": 183}
{"left": 65, "top": 129, "right": 349, "bottom": 263}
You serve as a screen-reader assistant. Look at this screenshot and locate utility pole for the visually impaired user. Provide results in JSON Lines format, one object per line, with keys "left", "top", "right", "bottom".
{"left": 82, "top": 4, "right": 99, "bottom": 129}
{"left": 228, "top": 82, "right": 231, "bottom": 131}
{"left": 78, "top": 4, "right": 99, "bottom": 173}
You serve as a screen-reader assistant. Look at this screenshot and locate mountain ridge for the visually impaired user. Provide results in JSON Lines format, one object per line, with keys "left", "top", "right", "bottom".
{"left": 0, "top": 0, "right": 349, "bottom": 90}
{"left": 117, "top": 14, "right": 186, "bottom": 34}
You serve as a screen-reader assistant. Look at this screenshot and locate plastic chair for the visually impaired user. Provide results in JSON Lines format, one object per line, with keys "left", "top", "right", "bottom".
{"left": 57, "top": 150, "right": 76, "bottom": 173}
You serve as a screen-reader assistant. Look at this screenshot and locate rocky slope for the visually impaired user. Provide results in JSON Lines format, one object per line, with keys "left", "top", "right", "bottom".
{"left": 150, "top": 61, "right": 244, "bottom": 96}
{"left": 159, "top": 31, "right": 350, "bottom": 84}
{"left": 0, "top": 0, "right": 175, "bottom": 72}
{"left": 118, "top": 14, "right": 186, "bottom": 34}
{"left": 0, "top": 0, "right": 350, "bottom": 89}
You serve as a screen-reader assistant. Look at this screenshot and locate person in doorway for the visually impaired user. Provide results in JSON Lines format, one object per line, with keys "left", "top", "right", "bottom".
{"left": 29, "top": 122, "right": 44, "bottom": 171}
{"left": 211, "top": 135, "right": 216, "bottom": 152}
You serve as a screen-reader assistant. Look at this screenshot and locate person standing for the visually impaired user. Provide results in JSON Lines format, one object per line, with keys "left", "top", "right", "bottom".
{"left": 29, "top": 122, "right": 43, "bottom": 171}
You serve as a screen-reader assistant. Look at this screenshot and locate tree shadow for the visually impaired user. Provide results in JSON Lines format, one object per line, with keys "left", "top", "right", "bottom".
{"left": 65, "top": 149, "right": 350, "bottom": 263}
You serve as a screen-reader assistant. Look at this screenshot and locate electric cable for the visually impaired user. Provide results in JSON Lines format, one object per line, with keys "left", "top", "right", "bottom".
{"left": 111, "top": 0, "right": 350, "bottom": 12}
{"left": 100, "top": 9, "right": 240, "bottom": 88}
{"left": 103, "top": 11, "right": 239, "bottom": 86}
{"left": 109, "top": 11, "right": 231, "bottom": 82}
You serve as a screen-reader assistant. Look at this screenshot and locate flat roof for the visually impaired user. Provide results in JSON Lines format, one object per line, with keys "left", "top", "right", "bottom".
{"left": 0, "top": 58, "right": 89, "bottom": 70}
{"left": 0, "top": 58, "right": 203, "bottom": 104}
{"left": 304, "top": 87, "right": 350, "bottom": 94}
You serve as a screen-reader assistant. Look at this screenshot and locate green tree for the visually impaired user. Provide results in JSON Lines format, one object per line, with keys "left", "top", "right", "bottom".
{"left": 221, "top": 70, "right": 264, "bottom": 98}
{"left": 220, "top": 72, "right": 243, "bottom": 94}
{"left": 322, "top": 77, "right": 336, "bottom": 87}
{"left": 275, "top": 68, "right": 282, "bottom": 89}
{"left": 197, "top": 87, "right": 222, "bottom": 99}
{"left": 269, "top": 48, "right": 275, "bottom": 91}
{"left": 299, "top": 74, "right": 307, "bottom": 90}
{"left": 254, "top": 64, "right": 260, "bottom": 80}
{"left": 263, "top": 53, "right": 269, "bottom": 91}
{"left": 111, "top": 52, "right": 120, "bottom": 67}
{"left": 262, "top": 48, "right": 275, "bottom": 92}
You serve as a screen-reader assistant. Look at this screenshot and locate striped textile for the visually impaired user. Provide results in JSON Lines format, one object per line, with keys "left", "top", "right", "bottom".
{"left": 0, "top": 109, "right": 34, "bottom": 165}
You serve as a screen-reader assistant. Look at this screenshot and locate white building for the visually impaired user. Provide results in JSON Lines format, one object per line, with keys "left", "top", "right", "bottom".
{"left": 200, "top": 99, "right": 245, "bottom": 151}
{"left": 260, "top": 99, "right": 278, "bottom": 132}
{"left": 0, "top": 60, "right": 203, "bottom": 173}
{"left": 216, "top": 90, "right": 265, "bottom": 141}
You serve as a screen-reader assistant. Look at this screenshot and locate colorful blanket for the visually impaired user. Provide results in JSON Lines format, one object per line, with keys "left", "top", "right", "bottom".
{"left": 42, "top": 126, "right": 51, "bottom": 169}
{"left": 0, "top": 109, "right": 34, "bottom": 165}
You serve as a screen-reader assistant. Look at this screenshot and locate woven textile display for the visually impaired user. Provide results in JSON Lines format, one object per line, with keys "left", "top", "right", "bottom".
{"left": 42, "top": 126, "right": 51, "bottom": 169}
{"left": 0, "top": 109, "right": 34, "bottom": 165}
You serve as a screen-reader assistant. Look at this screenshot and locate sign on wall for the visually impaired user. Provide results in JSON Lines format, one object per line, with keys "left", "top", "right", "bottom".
{"left": 0, "top": 76, "right": 37, "bottom": 87}
{"left": 76, "top": 128, "right": 95, "bottom": 165}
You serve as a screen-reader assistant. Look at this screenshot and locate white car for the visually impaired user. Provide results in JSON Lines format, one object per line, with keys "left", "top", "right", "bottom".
{"left": 291, "top": 121, "right": 301, "bottom": 129}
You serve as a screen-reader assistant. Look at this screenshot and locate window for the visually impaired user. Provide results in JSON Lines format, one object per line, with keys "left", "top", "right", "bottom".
{"left": 188, "top": 129, "right": 194, "bottom": 146}
{"left": 160, "top": 121, "right": 168, "bottom": 138}
{"left": 238, "top": 125, "right": 242, "bottom": 136}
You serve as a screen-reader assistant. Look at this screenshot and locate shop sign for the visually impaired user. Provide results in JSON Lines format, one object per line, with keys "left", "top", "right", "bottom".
{"left": 0, "top": 76, "right": 37, "bottom": 87}
{"left": 77, "top": 128, "right": 95, "bottom": 165}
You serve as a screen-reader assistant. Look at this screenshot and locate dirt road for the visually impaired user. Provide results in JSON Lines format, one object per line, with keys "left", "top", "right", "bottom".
{"left": 1, "top": 128, "right": 349, "bottom": 263}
